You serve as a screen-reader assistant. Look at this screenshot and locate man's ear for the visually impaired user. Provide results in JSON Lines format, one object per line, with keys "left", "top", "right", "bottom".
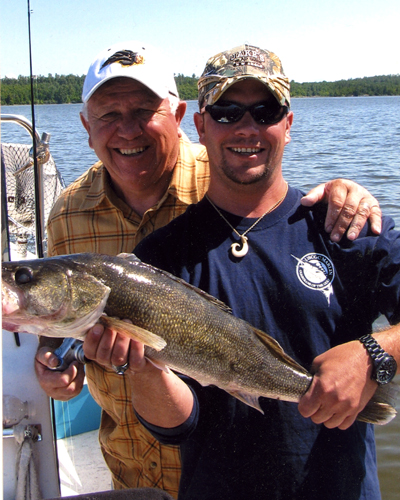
{"left": 284, "top": 111, "right": 294, "bottom": 146}
{"left": 80, "top": 112, "right": 93, "bottom": 149}
{"left": 175, "top": 101, "right": 187, "bottom": 137}
{"left": 193, "top": 112, "right": 206, "bottom": 145}
{"left": 80, "top": 112, "right": 90, "bottom": 133}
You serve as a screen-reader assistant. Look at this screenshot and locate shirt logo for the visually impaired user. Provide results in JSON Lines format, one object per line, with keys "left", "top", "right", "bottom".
{"left": 101, "top": 50, "right": 145, "bottom": 70}
{"left": 292, "top": 253, "right": 335, "bottom": 305}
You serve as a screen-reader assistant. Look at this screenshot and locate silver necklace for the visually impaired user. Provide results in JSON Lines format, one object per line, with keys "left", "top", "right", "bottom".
{"left": 206, "top": 183, "right": 288, "bottom": 258}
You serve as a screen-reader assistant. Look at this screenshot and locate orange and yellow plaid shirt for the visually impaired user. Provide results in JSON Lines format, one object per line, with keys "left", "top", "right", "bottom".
{"left": 47, "top": 134, "right": 209, "bottom": 498}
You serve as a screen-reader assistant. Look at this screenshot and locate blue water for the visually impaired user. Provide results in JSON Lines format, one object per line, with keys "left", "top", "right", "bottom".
{"left": 2, "top": 97, "right": 400, "bottom": 499}
{"left": 2, "top": 97, "right": 400, "bottom": 227}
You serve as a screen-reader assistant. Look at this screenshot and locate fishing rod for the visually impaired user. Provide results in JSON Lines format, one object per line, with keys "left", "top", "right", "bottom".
{"left": 26, "top": 3, "right": 62, "bottom": 484}
{"left": 27, "top": 0, "right": 44, "bottom": 259}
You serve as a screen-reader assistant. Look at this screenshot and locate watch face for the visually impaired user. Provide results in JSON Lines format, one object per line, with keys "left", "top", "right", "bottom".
{"left": 375, "top": 357, "right": 397, "bottom": 385}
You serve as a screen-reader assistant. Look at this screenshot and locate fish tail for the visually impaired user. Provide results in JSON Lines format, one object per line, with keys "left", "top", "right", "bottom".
{"left": 357, "top": 382, "right": 399, "bottom": 425}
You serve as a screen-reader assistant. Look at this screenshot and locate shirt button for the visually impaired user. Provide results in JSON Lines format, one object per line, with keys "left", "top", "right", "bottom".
{"left": 141, "top": 226, "right": 148, "bottom": 236}
{"left": 150, "top": 461, "right": 157, "bottom": 469}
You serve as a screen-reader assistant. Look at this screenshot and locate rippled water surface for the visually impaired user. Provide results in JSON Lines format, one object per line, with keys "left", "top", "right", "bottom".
{"left": 2, "top": 97, "right": 400, "bottom": 499}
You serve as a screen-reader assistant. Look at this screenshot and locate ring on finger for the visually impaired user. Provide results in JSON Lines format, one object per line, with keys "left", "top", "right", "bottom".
{"left": 112, "top": 362, "right": 129, "bottom": 375}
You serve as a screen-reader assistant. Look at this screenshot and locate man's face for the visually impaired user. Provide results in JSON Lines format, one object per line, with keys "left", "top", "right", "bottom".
{"left": 81, "top": 78, "right": 186, "bottom": 201}
{"left": 194, "top": 79, "right": 293, "bottom": 189}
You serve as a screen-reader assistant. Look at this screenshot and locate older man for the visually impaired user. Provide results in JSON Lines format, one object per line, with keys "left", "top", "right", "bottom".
{"left": 123, "top": 44, "right": 400, "bottom": 500}
{"left": 36, "top": 41, "right": 384, "bottom": 498}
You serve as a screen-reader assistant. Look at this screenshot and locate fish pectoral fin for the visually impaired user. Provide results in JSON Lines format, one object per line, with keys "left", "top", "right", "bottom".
{"left": 227, "top": 390, "right": 264, "bottom": 414}
{"left": 357, "top": 381, "right": 399, "bottom": 425}
{"left": 99, "top": 316, "right": 167, "bottom": 352}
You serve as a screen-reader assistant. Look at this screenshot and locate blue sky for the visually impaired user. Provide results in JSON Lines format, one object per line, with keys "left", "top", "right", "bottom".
{"left": 1, "top": 0, "right": 399, "bottom": 83}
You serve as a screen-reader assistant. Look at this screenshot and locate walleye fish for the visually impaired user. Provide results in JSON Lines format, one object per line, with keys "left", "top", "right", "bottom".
{"left": 2, "top": 253, "right": 397, "bottom": 424}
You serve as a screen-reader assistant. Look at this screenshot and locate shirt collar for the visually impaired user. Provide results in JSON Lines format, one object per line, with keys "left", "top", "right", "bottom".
{"left": 167, "top": 131, "right": 208, "bottom": 205}
{"left": 78, "top": 161, "right": 119, "bottom": 211}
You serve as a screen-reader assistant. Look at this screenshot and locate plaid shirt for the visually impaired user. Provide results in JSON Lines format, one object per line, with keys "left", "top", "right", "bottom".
{"left": 47, "top": 134, "right": 209, "bottom": 497}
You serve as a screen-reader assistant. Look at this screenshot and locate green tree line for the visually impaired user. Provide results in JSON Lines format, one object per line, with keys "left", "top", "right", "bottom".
{"left": 2, "top": 73, "right": 400, "bottom": 105}
{"left": 290, "top": 75, "right": 400, "bottom": 97}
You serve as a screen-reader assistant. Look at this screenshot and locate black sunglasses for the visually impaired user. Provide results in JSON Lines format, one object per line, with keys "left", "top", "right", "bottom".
{"left": 205, "top": 101, "right": 289, "bottom": 125}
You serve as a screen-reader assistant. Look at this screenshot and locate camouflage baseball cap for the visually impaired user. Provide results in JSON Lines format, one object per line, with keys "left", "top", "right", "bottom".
{"left": 198, "top": 44, "right": 290, "bottom": 109}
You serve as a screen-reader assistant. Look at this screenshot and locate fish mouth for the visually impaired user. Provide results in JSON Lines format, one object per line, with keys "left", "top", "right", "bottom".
{"left": 229, "top": 147, "right": 264, "bottom": 156}
{"left": 117, "top": 146, "right": 148, "bottom": 156}
{"left": 2, "top": 282, "right": 26, "bottom": 332}
{"left": 2, "top": 282, "right": 22, "bottom": 316}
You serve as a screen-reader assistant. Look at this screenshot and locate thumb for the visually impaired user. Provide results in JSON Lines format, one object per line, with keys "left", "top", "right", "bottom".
{"left": 301, "top": 183, "right": 327, "bottom": 207}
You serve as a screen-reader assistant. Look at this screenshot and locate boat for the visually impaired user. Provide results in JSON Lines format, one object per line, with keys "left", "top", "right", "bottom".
{"left": 1, "top": 114, "right": 108, "bottom": 499}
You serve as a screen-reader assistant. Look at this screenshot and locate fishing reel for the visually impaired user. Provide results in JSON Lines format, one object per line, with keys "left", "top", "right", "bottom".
{"left": 51, "top": 337, "right": 86, "bottom": 371}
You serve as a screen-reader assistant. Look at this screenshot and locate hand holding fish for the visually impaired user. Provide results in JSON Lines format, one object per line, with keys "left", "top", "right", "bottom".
{"left": 35, "top": 346, "right": 85, "bottom": 401}
{"left": 83, "top": 321, "right": 133, "bottom": 372}
{"left": 298, "top": 340, "right": 378, "bottom": 430}
{"left": 301, "top": 179, "right": 382, "bottom": 242}
{"left": 84, "top": 321, "right": 194, "bottom": 428}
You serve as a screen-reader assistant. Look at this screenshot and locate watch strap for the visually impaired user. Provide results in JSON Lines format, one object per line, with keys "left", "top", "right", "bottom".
{"left": 359, "top": 334, "right": 387, "bottom": 363}
{"left": 359, "top": 333, "right": 397, "bottom": 385}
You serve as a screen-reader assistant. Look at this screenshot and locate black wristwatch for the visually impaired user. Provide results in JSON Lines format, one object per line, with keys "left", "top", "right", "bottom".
{"left": 359, "top": 334, "right": 397, "bottom": 385}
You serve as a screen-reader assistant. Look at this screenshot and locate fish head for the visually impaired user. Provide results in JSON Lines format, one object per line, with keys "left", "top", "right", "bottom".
{"left": 2, "top": 256, "right": 110, "bottom": 338}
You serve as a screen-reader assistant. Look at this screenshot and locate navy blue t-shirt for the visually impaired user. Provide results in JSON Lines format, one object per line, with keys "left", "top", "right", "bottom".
{"left": 134, "top": 186, "right": 400, "bottom": 500}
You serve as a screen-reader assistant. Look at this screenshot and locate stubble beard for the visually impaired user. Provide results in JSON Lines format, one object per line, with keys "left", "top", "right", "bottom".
{"left": 219, "top": 158, "right": 274, "bottom": 186}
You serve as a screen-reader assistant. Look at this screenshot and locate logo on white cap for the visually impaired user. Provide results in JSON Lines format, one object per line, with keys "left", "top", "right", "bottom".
{"left": 101, "top": 50, "right": 145, "bottom": 70}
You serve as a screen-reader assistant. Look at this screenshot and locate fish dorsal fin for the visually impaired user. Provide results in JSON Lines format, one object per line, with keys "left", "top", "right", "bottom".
{"left": 119, "top": 253, "right": 232, "bottom": 314}
{"left": 117, "top": 253, "right": 141, "bottom": 264}
{"left": 252, "top": 326, "right": 310, "bottom": 375}
{"left": 161, "top": 275, "right": 232, "bottom": 314}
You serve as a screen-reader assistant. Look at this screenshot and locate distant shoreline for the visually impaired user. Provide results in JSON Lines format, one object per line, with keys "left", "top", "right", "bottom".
{"left": 2, "top": 73, "right": 399, "bottom": 105}
{"left": 3, "top": 95, "right": 400, "bottom": 108}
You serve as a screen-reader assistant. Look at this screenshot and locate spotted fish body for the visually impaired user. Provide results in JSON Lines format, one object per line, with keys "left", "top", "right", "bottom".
{"left": 1, "top": 253, "right": 397, "bottom": 422}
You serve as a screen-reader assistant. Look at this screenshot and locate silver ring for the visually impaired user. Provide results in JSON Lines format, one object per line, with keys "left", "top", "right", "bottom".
{"left": 112, "top": 362, "right": 129, "bottom": 375}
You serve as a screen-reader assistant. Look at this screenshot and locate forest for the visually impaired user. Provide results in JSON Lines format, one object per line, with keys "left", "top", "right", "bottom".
{"left": 1, "top": 73, "right": 400, "bottom": 105}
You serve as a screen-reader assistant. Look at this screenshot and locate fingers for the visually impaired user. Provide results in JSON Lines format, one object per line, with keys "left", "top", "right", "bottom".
{"left": 300, "top": 183, "right": 326, "bottom": 207}
{"left": 83, "top": 321, "right": 149, "bottom": 374}
{"left": 298, "top": 341, "right": 378, "bottom": 430}
{"left": 35, "top": 345, "right": 61, "bottom": 370}
{"left": 128, "top": 339, "right": 148, "bottom": 373}
{"left": 84, "top": 323, "right": 129, "bottom": 368}
{"left": 298, "top": 378, "right": 358, "bottom": 430}
{"left": 357, "top": 201, "right": 382, "bottom": 235}
{"left": 301, "top": 180, "right": 382, "bottom": 242}
{"left": 344, "top": 200, "right": 382, "bottom": 241}
{"left": 35, "top": 347, "right": 85, "bottom": 400}
{"left": 326, "top": 197, "right": 382, "bottom": 242}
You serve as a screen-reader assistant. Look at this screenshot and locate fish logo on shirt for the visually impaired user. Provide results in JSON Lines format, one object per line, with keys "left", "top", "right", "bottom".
{"left": 292, "top": 253, "right": 335, "bottom": 305}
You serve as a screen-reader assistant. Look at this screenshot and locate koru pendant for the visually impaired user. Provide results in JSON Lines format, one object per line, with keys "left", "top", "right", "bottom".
{"left": 231, "top": 235, "right": 249, "bottom": 258}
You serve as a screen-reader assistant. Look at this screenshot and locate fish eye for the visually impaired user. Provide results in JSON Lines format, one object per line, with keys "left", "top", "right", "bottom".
{"left": 15, "top": 267, "right": 33, "bottom": 285}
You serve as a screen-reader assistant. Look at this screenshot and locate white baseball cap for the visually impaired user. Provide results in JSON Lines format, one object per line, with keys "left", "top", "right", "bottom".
{"left": 82, "top": 41, "right": 179, "bottom": 103}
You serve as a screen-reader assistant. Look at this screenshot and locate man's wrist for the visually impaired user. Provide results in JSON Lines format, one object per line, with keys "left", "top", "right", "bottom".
{"left": 359, "top": 334, "right": 397, "bottom": 385}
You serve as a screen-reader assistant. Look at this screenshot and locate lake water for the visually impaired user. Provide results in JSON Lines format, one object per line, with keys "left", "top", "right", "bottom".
{"left": 2, "top": 97, "right": 400, "bottom": 499}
